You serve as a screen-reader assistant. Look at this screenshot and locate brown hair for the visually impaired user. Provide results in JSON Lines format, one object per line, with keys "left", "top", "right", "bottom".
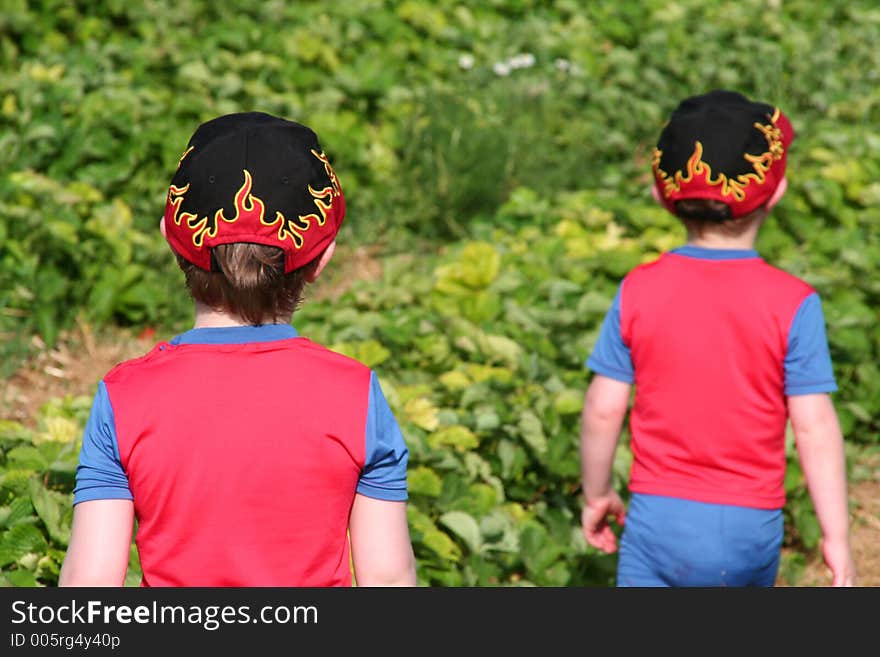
{"left": 177, "top": 243, "right": 319, "bottom": 325}
{"left": 674, "top": 199, "right": 767, "bottom": 239}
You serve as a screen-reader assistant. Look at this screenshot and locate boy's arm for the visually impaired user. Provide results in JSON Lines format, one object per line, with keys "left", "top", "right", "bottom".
{"left": 59, "top": 500, "right": 134, "bottom": 586}
{"left": 579, "top": 374, "right": 631, "bottom": 554}
{"left": 787, "top": 393, "right": 856, "bottom": 586}
{"left": 61, "top": 381, "right": 135, "bottom": 586}
{"left": 349, "top": 495, "right": 416, "bottom": 586}
{"left": 350, "top": 371, "right": 415, "bottom": 586}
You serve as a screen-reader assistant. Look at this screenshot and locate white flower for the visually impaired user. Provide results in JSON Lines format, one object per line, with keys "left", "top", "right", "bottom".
{"left": 493, "top": 61, "right": 511, "bottom": 76}
{"left": 555, "top": 58, "right": 571, "bottom": 72}
{"left": 509, "top": 53, "right": 536, "bottom": 69}
{"left": 458, "top": 54, "right": 475, "bottom": 70}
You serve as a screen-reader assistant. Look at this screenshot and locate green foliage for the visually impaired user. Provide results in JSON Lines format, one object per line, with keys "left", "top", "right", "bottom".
{"left": 4, "top": 0, "right": 880, "bottom": 371}
{"left": 0, "top": 397, "right": 141, "bottom": 586}
{"left": 1, "top": 0, "right": 878, "bottom": 587}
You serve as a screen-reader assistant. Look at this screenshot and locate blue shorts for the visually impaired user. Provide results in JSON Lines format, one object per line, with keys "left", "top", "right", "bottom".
{"left": 617, "top": 493, "right": 784, "bottom": 587}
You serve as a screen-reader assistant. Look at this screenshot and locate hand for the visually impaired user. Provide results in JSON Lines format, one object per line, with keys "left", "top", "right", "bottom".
{"left": 581, "top": 493, "right": 626, "bottom": 554}
{"left": 822, "top": 537, "right": 857, "bottom": 587}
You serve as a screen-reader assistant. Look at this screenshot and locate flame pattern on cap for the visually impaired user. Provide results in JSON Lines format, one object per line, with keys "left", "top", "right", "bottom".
{"left": 261, "top": 149, "right": 342, "bottom": 249}
{"left": 166, "top": 170, "right": 267, "bottom": 248}
{"left": 165, "top": 149, "right": 343, "bottom": 251}
{"left": 652, "top": 107, "right": 788, "bottom": 211}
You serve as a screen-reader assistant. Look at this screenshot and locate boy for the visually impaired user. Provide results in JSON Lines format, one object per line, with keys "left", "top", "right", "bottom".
{"left": 60, "top": 112, "right": 417, "bottom": 586}
{"left": 579, "top": 90, "right": 856, "bottom": 587}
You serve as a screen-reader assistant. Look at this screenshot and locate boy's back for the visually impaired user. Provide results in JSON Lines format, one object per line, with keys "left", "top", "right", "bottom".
{"left": 614, "top": 248, "right": 826, "bottom": 509}
{"left": 100, "top": 332, "right": 400, "bottom": 586}
{"left": 62, "top": 113, "right": 416, "bottom": 587}
{"left": 579, "top": 90, "right": 855, "bottom": 587}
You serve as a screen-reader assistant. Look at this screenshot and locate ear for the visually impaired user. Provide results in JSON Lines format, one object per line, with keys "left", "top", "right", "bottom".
{"left": 651, "top": 182, "right": 663, "bottom": 205}
{"left": 306, "top": 239, "right": 336, "bottom": 283}
{"left": 765, "top": 176, "right": 788, "bottom": 210}
{"left": 159, "top": 216, "right": 167, "bottom": 238}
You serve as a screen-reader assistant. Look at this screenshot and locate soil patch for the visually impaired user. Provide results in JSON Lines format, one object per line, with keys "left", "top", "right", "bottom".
{"left": 1, "top": 321, "right": 149, "bottom": 427}
{"left": 778, "top": 476, "right": 880, "bottom": 587}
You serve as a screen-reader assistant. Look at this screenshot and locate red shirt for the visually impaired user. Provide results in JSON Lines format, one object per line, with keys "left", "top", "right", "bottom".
{"left": 103, "top": 334, "right": 382, "bottom": 586}
{"left": 617, "top": 250, "right": 817, "bottom": 509}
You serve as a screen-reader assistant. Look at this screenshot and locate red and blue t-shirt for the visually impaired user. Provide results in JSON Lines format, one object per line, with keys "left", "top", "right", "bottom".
{"left": 587, "top": 245, "right": 837, "bottom": 509}
{"left": 73, "top": 324, "right": 408, "bottom": 586}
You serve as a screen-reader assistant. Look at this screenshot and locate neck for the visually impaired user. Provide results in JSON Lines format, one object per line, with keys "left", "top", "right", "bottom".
{"left": 686, "top": 233, "right": 757, "bottom": 250}
{"left": 686, "top": 207, "right": 765, "bottom": 250}
{"left": 192, "top": 303, "right": 289, "bottom": 328}
{"left": 192, "top": 304, "right": 249, "bottom": 328}
{"left": 686, "top": 221, "right": 760, "bottom": 250}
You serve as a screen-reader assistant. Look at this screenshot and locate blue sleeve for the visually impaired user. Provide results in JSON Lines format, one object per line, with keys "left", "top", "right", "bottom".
{"left": 356, "top": 372, "right": 409, "bottom": 501}
{"left": 784, "top": 293, "right": 838, "bottom": 395}
{"left": 72, "top": 381, "right": 133, "bottom": 505}
{"left": 585, "top": 283, "right": 635, "bottom": 384}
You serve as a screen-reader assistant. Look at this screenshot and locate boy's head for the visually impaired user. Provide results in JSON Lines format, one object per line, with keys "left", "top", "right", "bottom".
{"left": 651, "top": 90, "right": 794, "bottom": 235}
{"left": 162, "top": 112, "right": 345, "bottom": 324}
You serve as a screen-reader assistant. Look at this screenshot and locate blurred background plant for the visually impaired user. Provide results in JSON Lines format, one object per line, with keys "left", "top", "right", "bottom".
{"left": 1, "top": 0, "right": 878, "bottom": 586}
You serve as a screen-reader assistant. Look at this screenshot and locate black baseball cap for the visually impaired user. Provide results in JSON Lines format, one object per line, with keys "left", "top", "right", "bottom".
{"left": 652, "top": 90, "right": 794, "bottom": 218}
{"left": 163, "top": 112, "right": 345, "bottom": 272}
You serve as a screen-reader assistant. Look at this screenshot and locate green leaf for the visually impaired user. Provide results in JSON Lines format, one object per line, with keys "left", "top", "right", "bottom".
{"left": 0, "top": 421, "right": 31, "bottom": 441}
{"left": 6, "top": 446, "right": 50, "bottom": 471}
{"left": 439, "top": 511, "right": 482, "bottom": 554}
{"left": 438, "top": 370, "right": 471, "bottom": 391}
{"left": 464, "top": 364, "right": 512, "bottom": 385}
{"left": 435, "top": 242, "right": 500, "bottom": 291}
{"left": 498, "top": 440, "right": 527, "bottom": 480}
{"left": 408, "top": 507, "right": 460, "bottom": 563}
{"left": 794, "top": 505, "right": 821, "bottom": 551}
{"left": 474, "top": 408, "right": 501, "bottom": 432}
{"left": 0, "top": 470, "right": 37, "bottom": 502}
{"left": 1, "top": 496, "right": 35, "bottom": 528}
{"left": 0, "top": 524, "right": 49, "bottom": 568}
{"left": 124, "top": 542, "right": 142, "bottom": 588}
{"left": 404, "top": 398, "right": 440, "bottom": 431}
{"left": 518, "top": 410, "right": 547, "bottom": 455}
{"left": 6, "top": 568, "right": 38, "bottom": 587}
{"left": 777, "top": 552, "right": 807, "bottom": 586}
{"left": 408, "top": 466, "right": 443, "bottom": 497}
{"left": 35, "top": 550, "right": 63, "bottom": 584}
{"left": 479, "top": 512, "right": 519, "bottom": 553}
{"left": 553, "top": 388, "right": 583, "bottom": 415}
{"left": 464, "top": 483, "right": 499, "bottom": 516}
{"left": 476, "top": 333, "right": 523, "bottom": 368}
{"left": 428, "top": 425, "right": 479, "bottom": 452}
{"left": 29, "top": 479, "right": 72, "bottom": 546}
{"left": 784, "top": 461, "right": 804, "bottom": 494}
{"left": 34, "top": 416, "right": 78, "bottom": 445}
{"left": 329, "top": 339, "right": 391, "bottom": 368}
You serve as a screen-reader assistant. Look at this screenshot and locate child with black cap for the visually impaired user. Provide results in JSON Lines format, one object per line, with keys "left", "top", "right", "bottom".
{"left": 579, "top": 90, "right": 856, "bottom": 586}
{"left": 60, "top": 112, "right": 417, "bottom": 586}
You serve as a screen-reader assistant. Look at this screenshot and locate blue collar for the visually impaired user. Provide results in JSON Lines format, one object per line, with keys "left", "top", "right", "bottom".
{"left": 170, "top": 324, "right": 299, "bottom": 345}
{"left": 670, "top": 245, "right": 760, "bottom": 260}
